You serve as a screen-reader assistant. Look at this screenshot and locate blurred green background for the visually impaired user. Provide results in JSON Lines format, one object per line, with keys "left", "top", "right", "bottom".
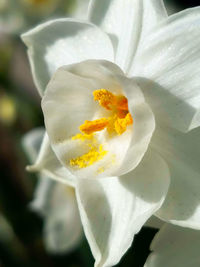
{"left": 0, "top": 1, "right": 199, "bottom": 266}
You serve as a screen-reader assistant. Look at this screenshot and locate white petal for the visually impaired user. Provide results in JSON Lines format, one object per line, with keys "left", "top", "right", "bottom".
{"left": 151, "top": 125, "right": 200, "bottom": 229}
{"left": 21, "top": 19, "right": 114, "bottom": 96}
{"left": 42, "top": 60, "right": 155, "bottom": 179}
{"left": 22, "top": 127, "right": 45, "bottom": 162}
{"left": 23, "top": 129, "right": 82, "bottom": 252}
{"left": 30, "top": 177, "right": 55, "bottom": 217}
{"left": 24, "top": 129, "right": 75, "bottom": 186}
{"left": 117, "top": 76, "right": 155, "bottom": 175}
{"left": 133, "top": 7, "right": 200, "bottom": 132}
{"left": 76, "top": 149, "right": 170, "bottom": 267}
{"left": 89, "top": 0, "right": 167, "bottom": 72}
{"left": 44, "top": 184, "right": 82, "bottom": 254}
{"left": 145, "top": 224, "right": 200, "bottom": 267}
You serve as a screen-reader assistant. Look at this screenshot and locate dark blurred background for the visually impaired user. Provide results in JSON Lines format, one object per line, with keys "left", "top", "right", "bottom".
{"left": 0, "top": 1, "right": 199, "bottom": 266}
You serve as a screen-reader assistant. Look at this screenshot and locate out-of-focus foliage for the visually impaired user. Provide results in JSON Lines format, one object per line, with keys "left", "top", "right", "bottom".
{"left": 0, "top": 0, "right": 199, "bottom": 266}
{"left": 0, "top": 0, "right": 89, "bottom": 34}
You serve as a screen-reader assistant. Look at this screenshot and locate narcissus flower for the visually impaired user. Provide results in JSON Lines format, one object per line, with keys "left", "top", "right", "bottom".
{"left": 23, "top": 128, "right": 83, "bottom": 253}
{"left": 22, "top": 0, "right": 200, "bottom": 266}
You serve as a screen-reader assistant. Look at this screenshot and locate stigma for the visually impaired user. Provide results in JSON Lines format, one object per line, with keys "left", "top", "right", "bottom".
{"left": 69, "top": 89, "right": 133, "bottom": 170}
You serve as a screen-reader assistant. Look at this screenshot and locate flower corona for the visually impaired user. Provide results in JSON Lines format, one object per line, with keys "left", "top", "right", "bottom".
{"left": 69, "top": 89, "right": 133, "bottom": 169}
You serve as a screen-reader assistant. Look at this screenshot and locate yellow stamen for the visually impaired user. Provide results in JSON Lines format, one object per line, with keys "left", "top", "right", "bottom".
{"left": 93, "top": 89, "right": 115, "bottom": 110}
{"left": 80, "top": 118, "right": 109, "bottom": 135}
{"left": 69, "top": 89, "right": 133, "bottom": 170}
{"left": 114, "top": 112, "right": 133, "bottom": 135}
{"left": 70, "top": 144, "right": 107, "bottom": 168}
{"left": 115, "top": 95, "right": 128, "bottom": 111}
{"left": 93, "top": 89, "right": 129, "bottom": 112}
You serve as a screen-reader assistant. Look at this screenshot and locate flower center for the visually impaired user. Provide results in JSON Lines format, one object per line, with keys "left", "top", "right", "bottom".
{"left": 69, "top": 89, "right": 133, "bottom": 169}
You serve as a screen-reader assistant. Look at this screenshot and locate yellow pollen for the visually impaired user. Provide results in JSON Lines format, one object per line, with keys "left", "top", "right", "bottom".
{"left": 69, "top": 89, "right": 133, "bottom": 171}
{"left": 70, "top": 144, "right": 107, "bottom": 168}
{"left": 80, "top": 118, "right": 109, "bottom": 135}
{"left": 72, "top": 133, "right": 94, "bottom": 141}
{"left": 97, "top": 167, "right": 105, "bottom": 174}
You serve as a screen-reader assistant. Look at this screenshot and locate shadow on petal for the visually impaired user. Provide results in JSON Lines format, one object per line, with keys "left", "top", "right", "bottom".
{"left": 135, "top": 77, "right": 198, "bottom": 133}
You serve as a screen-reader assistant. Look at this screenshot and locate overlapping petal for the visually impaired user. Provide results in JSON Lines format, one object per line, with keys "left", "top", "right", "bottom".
{"left": 119, "top": 75, "right": 155, "bottom": 175}
{"left": 30, "top": 177, "right": 55, "bottom": 217}
{"left": 43, "top": 183, "right": 83, "bottom": 253}
{"left": 22, "top": 127, "right": 45, "bottom": 161}
{"left": 22, "top": 128, "right": 75, "bottom": 186}
{"left": 76, "top": 149, "right": 170, "bottom": 267}
{"left": 24, "top": 129, "right": 82, "bottom": 253}
{"left": 145, "top": 224, "right": 200, "bottom": 267}
{"left": 31, "top": 177, "right": 82, "bottom": 253}
{"left": 133, "top": 8, "right": 200, "bottom": 132}
{"left": 22, "top": 19, "right": 114, "bottom": 95}
{"left": 151, "top": 125, "right": 200, "bottom": 229}
{"left": 89, "top": 0, "right": 167, "bottom": 72}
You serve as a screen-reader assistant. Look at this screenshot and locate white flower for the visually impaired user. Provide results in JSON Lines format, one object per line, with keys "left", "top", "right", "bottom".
{"left": 22, "top": 128, "right": 83, "bottom": 253}
{"left": 145, "top": 224, "right": 200, "bottom": 267}
{"left": 22, "top": 0, "right": 200, "bottom": 266}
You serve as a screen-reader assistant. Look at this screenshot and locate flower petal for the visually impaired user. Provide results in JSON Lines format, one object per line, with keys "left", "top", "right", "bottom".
{"left": 22, "top": 127, "right": 45, "bottom": 162}
{"left": 42, "top": 60, "right": 155, "bottom": 179}
{"left": 44, "top": 184, "right": 83, "bottom": 254}
{"left": 151, "top": 125, "right": 200, "bottom": 229}
{"left": 117, "top": 76, "right": 155, "bottom": 175}
{"left": 23, "top": 129, "right": 75, "bottom": 186}
{"left": 21, "top": 19, "right": 114, "bottom": 95}
{"left": 145, "top": 224, "right": 200, "bottom": 267}
{"left": 24, "top": 130, "right": 82, "bottom": 253}
{"left": 89, "top": 0, "right": 167, "bottom": 72}
{"left": 133, "top": 7, "right": 200, "bottom": 132}
{"left": 76, "top": 149, "right": 170, "bottom": 267}
{"left": 30, "top": 177, "right": 55, "bottom": 217}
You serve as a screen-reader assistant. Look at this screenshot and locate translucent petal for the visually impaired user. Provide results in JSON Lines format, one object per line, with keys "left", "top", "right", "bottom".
{"left": 44, "top": 184, "right": 82, "bottom": 253}
{"left": 23, "top": 129, "right": 75, "bottom": 186}
{"left": 145, "top": 224, "right": 200, "bottom": 267}
{"left": 22, "top": 19, "right": 114, "bottom": 95}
